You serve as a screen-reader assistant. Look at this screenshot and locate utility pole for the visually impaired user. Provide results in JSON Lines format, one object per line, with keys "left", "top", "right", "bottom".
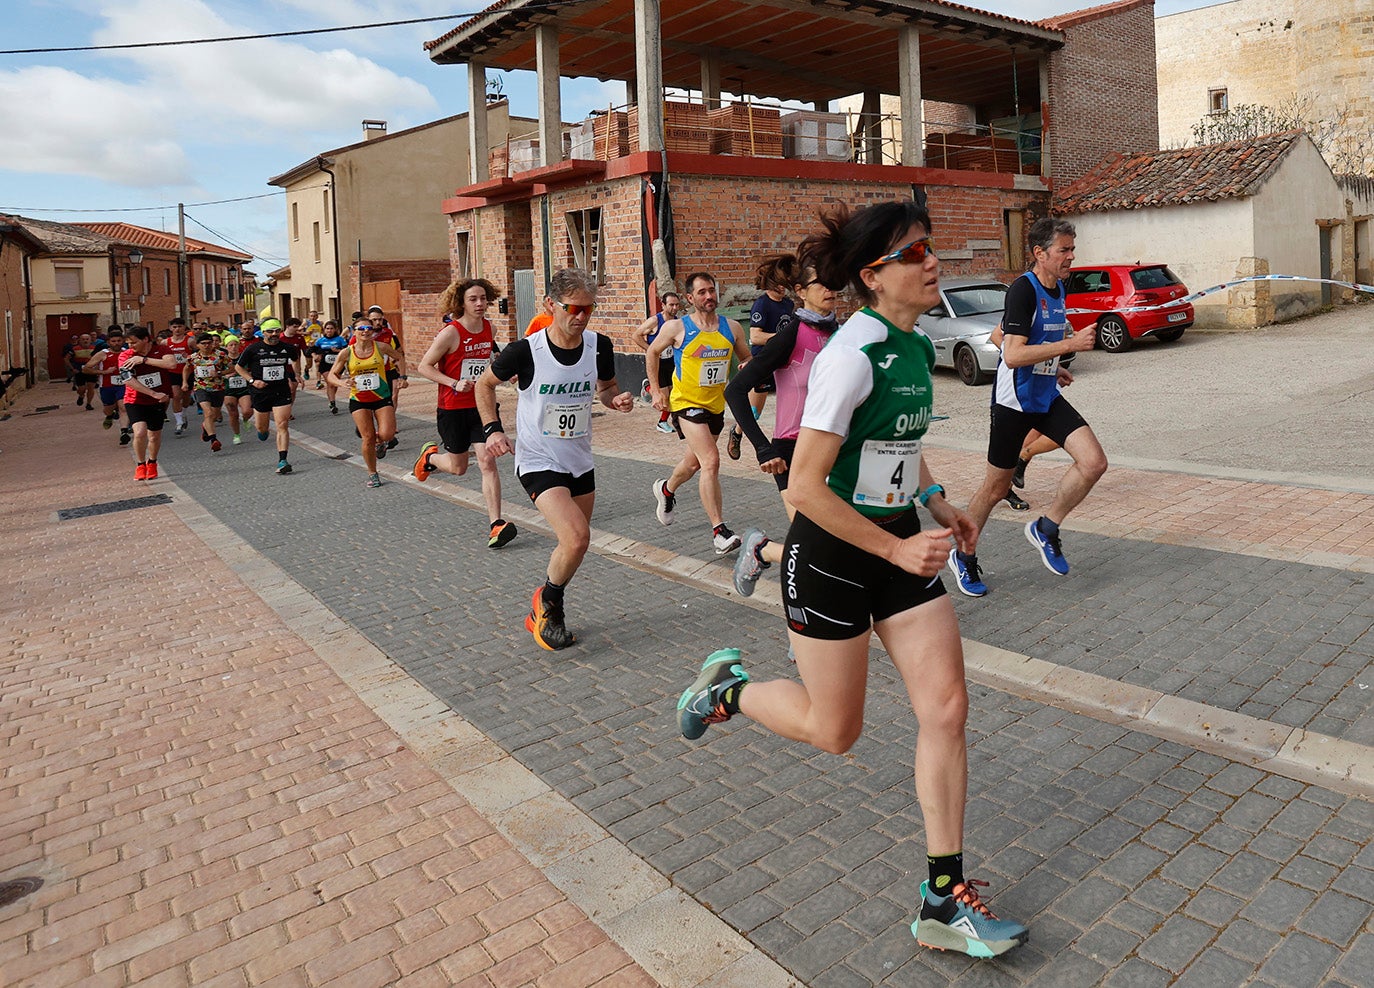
{"left": 178, "top": 203, "right": 189, "bottom": 320}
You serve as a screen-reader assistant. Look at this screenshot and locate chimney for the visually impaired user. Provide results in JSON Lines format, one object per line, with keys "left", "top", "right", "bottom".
{"left": 362, "top": 120, "right": 388, "bottom": 141}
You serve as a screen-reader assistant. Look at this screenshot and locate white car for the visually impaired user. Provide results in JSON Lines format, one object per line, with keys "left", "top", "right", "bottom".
{"left": 917, "top": 278, "right": 1008, "bottom": 386}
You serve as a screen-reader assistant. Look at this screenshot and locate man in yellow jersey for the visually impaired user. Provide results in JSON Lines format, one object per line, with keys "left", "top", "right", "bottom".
{"left": 645, "top": 272, "right": 753, "bottom": 554}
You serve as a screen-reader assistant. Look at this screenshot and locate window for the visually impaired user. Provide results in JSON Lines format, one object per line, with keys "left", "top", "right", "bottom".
{"left": 164, "top": 268, "right": 172, "bottom": 295}
{"left": 313, "top": 284, "right": 324, "bottom": 311}
{"left": 454, "top": 231, "right": 471, "bottom": 279}
{"left": 313, "top": 222, "right": 321, "bottom": 263}
{"left": 564, "top": 208, "right": 603, "bottom": 282}
{"left": 142, "top": 268, "right": 150, "bottom": 295}
{"left": 1067, "top": 270, "right": 1110, "bottom": 294}
{"left": 323, "top": 189, "right": 331, "bottom": 232}
{"left": 122, "top": 267, "right": 131, "bottom": 293}
{"left": 292, "top": 202, "right": 300, "bottom": 240}
{"left": 54, "top": 265, "right": 84, "bottom": 298}
{"left": 1208, "top": 88, "right": 1228, "bottom": 115}
{"left": 1003, "top": 209, "right": 1026, "bottom": 272}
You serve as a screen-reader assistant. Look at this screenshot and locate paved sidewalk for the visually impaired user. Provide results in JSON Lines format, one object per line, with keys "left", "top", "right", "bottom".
{"left": 3, "top": 378, "right": 1372, "bottom": 987}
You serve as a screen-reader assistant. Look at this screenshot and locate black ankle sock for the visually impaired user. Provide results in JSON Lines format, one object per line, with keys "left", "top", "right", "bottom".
{"left": 1038, "top": 516, "right": 1059, "bottom": 537}
{"left": 491, "top": 517, "right": 505, "bottom": 528}
{"left": 542, "top": 580, "right": 565, "bottom": 606}
{"left": 713, "top": 523, "right": 728, "bottom": 536}
{"left": 927, "top": 852, "right": 964, "bottom": 897}
{"left": 754, "top": 538, "right": 770, "bottom": 565}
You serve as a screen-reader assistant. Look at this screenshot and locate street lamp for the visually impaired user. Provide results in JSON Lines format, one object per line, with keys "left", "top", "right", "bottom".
{"left": 128, "top": 248, "right": 144, "bottom": 267}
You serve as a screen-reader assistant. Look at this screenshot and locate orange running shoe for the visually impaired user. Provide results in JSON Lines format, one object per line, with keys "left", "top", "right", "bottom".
{"left": 413, "top": 441, "right": 438, "bottom": 482}
{"left": 525, "top": 586, "right": 574, "bottom": 650}
{"left": 135, "top": 463, "right": 148, "bottom": 480}
{"left": 145, "top": 461, "right": 159, "bottom": 479}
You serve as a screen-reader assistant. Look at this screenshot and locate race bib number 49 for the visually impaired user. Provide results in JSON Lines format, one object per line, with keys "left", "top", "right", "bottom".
{"left": 852, "top": 439, "right": 922, "bottom": 507}
{"left": 541, "top": 400, "right": 591, "bottom": 439}
{"left": 353, "top": 372, "right": 381, "bottom": 392}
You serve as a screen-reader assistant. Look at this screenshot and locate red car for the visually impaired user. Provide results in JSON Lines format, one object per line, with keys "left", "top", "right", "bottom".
{"left": 1065, "top": 264, "right": 1194, "bottom": 352}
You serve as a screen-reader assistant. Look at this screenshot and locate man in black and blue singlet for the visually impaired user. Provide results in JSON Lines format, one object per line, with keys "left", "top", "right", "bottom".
{"left": 948, "top": 217, "right": 1104, "bottom": 596}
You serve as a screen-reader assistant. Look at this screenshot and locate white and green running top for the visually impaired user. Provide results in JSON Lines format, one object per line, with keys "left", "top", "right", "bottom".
{"left": 799, "top": 307, "right": 936, "bottom": 520}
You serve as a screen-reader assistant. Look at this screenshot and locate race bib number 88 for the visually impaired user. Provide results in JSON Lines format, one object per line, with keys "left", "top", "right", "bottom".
{"left": 852, "top": 439, "right": 922, "bottom": 507}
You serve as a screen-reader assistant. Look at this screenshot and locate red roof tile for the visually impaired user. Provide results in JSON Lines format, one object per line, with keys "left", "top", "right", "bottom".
{"left": 1054, "top": 130, "right": 1304, "bottom": 214}
{"left": 74, "top": 221, "right": 252, "bottom": 261}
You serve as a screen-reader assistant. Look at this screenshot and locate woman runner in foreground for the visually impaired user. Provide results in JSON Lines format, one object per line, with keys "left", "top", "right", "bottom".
{"left": 676, "top": 200, "right": 1029, "bottom": 958}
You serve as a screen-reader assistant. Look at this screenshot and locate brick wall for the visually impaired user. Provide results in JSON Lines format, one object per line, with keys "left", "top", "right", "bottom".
{"left": 1047, "top": 1, "right": 1160, "bottom": 188}
{"left": 0, "top": 240, "right": 29, "bottom": 401}
{"left": 447, "top": 201, "right": 532, "bottom": 346}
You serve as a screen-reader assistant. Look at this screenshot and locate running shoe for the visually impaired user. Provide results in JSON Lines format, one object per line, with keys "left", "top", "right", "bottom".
{"left": 375, "top": 442, "right": 387, "bottom": 460}
{"left": 119, "top": 430, "right": 131, "bottom": 447}
{"left": 1025, "top": 518, "right": 1069, "bottom": 576}
{"left": 652, "top": 479, "right": 676, "bottom": 526}
{"left": 732, "top": 528, "right": 769, "bottom": 596}
{"left": 134, "top": 463, "right": 147, "bottom": 481}
{"left": 329, "top": 402, "right": 338, "bottom": 414}
{"left": 726, "top": 427, "right": 742, "bottom": 461}
{"left": 145, "top": 461, "right": 158, "bottom": 479}
{"left": 947, "top": 549, "right": 987, "bottom": 597}
{"left": 316, "top": 381, "right": 325, "bottom": 390}
{"left": 276, "top": 459, "right": 292, "bottom": 475}
{"left": 488, "top": 520, "right": 518, "bottom": 549}
{"left": 1012, "top": 458, "right": 1028, "bottom": 490}
{"left": 232, "top": 434, "right": 242, "bottom": 445}
{"left": 366, "top": 473, "right": 382, "bottom": 488}
{"left": 655, "top": 419, "right": 674, "bottom": 434}
{"left": 413, "top": 441, "right": 438, "bottom": 482}
{"left": 1004, "top": 491, "right": 1030, "bottom": 511}
{"left": 75, "top": 395, "right": 82, "bottom": 406}
{"left": 526, "top": 586, "right": 575, "bottom": 650}
{"left": 713, "top": 524, "right": 742, "bottom": 555}
{"left": 102, "top": 414, "right": 114, "bottom": 430}
{"left": 210, "top": 438, "right": 222, "bottom": 452}
{"left": 912, "top": 879, "right": 1028, "bottom": 958}
{"left": 174, "top": 422, "right": 186, "bottom": 436}
{"left": 640, "top": 378, "right": 651, "bottom": 403}
{"left": 257, "top": 431, "right": 269, "bottom": 441}
{"left": 386, "top": 437, "right": 398, "bottom": 450}
{"left": 677, "top": 648, "right": 749, "bottom": 740}
{"left": 201, "top": 427, "right": 211, "bottom": 443}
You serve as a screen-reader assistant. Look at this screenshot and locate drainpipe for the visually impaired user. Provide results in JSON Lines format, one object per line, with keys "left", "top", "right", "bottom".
{"left": 317, "top": 156, "right": 342, "bottom": 321}
{"left": 23, "top": 250, "right": 35, "bottom": 386}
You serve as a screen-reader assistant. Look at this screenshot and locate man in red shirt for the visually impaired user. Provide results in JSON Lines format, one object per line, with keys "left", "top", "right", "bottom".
{"left": 162, "top": 318, "right": 194, "bottom": 436}
{"left": 119, "top": 326, "right": 182, "bottom": 479}
{"left": 413, "top": 278, "right": 516, "bottom": 549}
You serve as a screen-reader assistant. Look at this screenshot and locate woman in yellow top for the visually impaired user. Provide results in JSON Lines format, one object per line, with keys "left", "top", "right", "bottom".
{"left": 326, "top": 320, "right": 407, "bottom": 488}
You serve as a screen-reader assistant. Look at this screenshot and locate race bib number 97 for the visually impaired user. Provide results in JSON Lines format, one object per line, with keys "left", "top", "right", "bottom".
{"left": 698, "top": 359, "right": 728, "bottom": 388}
{"left": 852, "top": 439, "right": 922, "bottom": 507}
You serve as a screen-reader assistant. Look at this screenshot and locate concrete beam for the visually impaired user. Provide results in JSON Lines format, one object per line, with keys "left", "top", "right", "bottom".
{"left": 861, "top": 91, "right": 882, "bottom": 165}
{"left": 535, "top": 24, "right": 562, "bottom": 167}
{"left": 898, "top": 26, "right": 923, "bottom": 167}
{"left": 700, "top": 54, "right": 722, "bottom": 109}
{"left": 468, "top": 62, "right": 489, "bottom": 183}
{"left": 633, "top": 0, "right": 664, "bottom": 152}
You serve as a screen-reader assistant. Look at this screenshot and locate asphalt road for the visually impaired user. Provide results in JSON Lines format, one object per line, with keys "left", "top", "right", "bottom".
{"left": 922, "top": 304, "right": 1374, "bottom": 490}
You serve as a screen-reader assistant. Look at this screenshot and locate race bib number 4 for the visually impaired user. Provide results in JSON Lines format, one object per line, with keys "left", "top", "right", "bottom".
{"left": 541, "top": 400, "right": 591, "bottom": 439}
{"left": 852, "top": 439, "right": 922, "bottom": 508}
{"left": 262, "top": 365, "right": 285, "bottom": 382}
{"left": 698, "top": 358, "right": 728, "bottom": 388}
{"left": 353, "top": 372, "right": 382, "bottom": 392}
{"left": 459, "top": 357, "right": 488, "bottom": 382}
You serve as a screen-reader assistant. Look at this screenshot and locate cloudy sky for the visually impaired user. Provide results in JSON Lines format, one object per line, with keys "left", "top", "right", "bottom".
{"left": 0, "top": 0, "right": 1216, "bottom": 270}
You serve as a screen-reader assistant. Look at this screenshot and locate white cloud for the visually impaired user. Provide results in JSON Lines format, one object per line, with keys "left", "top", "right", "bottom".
{"left": 0, "top": 66, "right": 191, "bottom": 185}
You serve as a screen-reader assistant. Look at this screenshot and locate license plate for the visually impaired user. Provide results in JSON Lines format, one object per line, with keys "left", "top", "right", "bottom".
{"left": 1167, "top": 312, "right": 1186, "bottom": 323}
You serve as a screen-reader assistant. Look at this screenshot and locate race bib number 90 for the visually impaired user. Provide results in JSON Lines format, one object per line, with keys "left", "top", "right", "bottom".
{"left": 352, "top": 372, "right": 382, "bottom": 392}
{"left": 262, "top": 365, "right": 285, "bottom": 382}
{"left": 698, "top": 358, "right": 728, "bottom": 388}
{"left": 852, "top": 439, "right": 922, "bottom": 507}
{"left": 541, "top": 400, "right": 591, "bottom": 439}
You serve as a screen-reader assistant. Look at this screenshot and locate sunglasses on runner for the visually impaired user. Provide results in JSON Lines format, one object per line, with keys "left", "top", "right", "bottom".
{"left": 555, "top": 300, "right": 596, "bottom": 317}
{"left": 865, "top": 236, "right": 935, "bottom": 270}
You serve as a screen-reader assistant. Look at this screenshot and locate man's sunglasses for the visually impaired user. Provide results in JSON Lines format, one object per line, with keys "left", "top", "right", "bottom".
{"left": 865, "top": 237, "right": 935, "bottom": 270}
{"left": 555, "top": 300, "right": 596, "bottom": 317}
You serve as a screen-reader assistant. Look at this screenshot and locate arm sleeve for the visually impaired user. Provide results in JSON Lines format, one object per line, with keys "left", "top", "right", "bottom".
{"left": 725, "top": 318, "right": 800, "bottom": 460}
{"left": 1000, "top": 276, "right": 1038, "bottom": 339}
{"left": 489, "top": 337, "right": 533, "bottom": 387}
{"left": 595, "top": 334, "right": 617, "bottom": 382}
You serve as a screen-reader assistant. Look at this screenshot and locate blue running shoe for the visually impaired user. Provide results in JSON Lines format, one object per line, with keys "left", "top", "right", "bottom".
{"left": 677, "top": 649, "right": 749, "bottom": 740}
{"left": 912, "top": 879, "right": 1028, "bottom": 958}
{"left": 732, "top": 529, "right": 769, "bottom": 597}
{"left": 947, "top": 549, "right": 987, "bottom": 597}
{"left": 1025, "top": 518, "right": 1069, "bottom": 575}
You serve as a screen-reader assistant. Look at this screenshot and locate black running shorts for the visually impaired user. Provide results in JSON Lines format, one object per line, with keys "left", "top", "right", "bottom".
{"left": 518, "top": 468, "right": 595, "bottom": 502}
{"left": 987, "top": 395, "right": 1088, "bottom": 470}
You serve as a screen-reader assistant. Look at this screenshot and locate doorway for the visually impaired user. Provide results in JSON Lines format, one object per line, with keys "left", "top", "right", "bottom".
{"left": 45, "top": 313, "right": 97, "bottom": 381}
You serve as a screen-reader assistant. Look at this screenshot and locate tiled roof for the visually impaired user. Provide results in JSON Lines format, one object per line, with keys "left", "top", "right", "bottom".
{"left": 2, "top": 215, "right": 114, "bottom": 254}
{"left": 1040, "top": 0, "right": 1154, "bottom": 30}
{"left": 1054, "top": 131, "right": 1304, "bottom": 214}
{"left": 75, "top": 222, "right": 252, "bottom": 261}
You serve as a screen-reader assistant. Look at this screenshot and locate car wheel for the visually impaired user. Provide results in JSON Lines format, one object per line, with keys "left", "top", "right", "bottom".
{"left": 955, "top": 344, "right": 989, "bottom": 385}
{"left": 1156, "top": 327, "right": 1186, "bottom": 342}
{"left": 1097, "top": 315, "right": 1132, "bottom": 353}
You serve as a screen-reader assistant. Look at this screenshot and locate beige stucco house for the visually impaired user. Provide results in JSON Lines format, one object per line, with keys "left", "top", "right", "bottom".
{"left": 1056, "top": 131, "right": 1372, "bottom": 329}
{"left": 266, "top": 101, "right": 536, "bottom": 330}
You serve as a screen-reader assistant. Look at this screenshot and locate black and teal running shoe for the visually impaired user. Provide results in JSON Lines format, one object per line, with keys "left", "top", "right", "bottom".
{"left": 912, "top": 879, "right": 1028, "bottom": 957}
{"left": 677, "top": 648, "right": 749, "bottom": 740}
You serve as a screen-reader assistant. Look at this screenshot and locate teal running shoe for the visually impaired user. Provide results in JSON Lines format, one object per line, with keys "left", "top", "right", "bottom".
{"left": 677, "top": 649, "right": 749, "bottom": 740}
{"left": 912, "top": 879, "right": 1028, "bottom": 958}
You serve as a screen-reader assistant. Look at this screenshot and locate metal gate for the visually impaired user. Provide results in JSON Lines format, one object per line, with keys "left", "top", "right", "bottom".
{"left": 513, "top": 269, "right": 536, "bottom": 334}
{"left": 1319, "top": 226, "right": 1333, "bottom": 307}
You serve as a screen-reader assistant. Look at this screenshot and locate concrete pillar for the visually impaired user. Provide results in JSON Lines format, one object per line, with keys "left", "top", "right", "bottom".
{"left": 633, "top": 0, "right": 664, "bottom": 152}
{"left": 535, "top": 24, "right": 562, "bottom": 167}
{"left": 861, "top": 91, "right": 882, "bottom": 165}
{"left": 468, "top": 61, "right": 489, "bottom": 183}
{"left": 700, "top": 54, "right": 722, "bottom": 109}
{"left": 626, "top": 75, "right": 638, "bottom": 107}
{"left": 1038, "top": 56, "right": 1052, "bottom": 178}
{"left": 898, "top": 26, "right": 923, "bottom": 166}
